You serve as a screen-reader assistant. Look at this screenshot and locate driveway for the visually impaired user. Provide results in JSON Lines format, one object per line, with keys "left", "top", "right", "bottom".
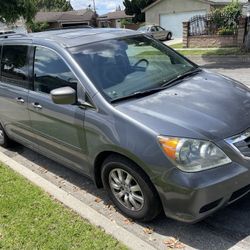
{"left": 1, "top": 63, "right": 250, "bottom": 250}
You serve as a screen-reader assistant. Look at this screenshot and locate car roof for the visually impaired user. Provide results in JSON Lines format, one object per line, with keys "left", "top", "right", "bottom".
{"left": 140, "top": 25, "right": 157, "bottom": 28}
{"left": 0, "top": 28, "right": 140, "bottom": 48}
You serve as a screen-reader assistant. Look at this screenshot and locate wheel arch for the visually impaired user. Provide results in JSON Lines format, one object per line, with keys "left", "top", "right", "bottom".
{"left": 93, "top": 150, "right": 155, "bottom": 190}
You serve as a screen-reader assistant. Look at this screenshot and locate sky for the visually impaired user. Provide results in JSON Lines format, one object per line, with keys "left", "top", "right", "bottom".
{"left": 70, "top": 0, "right": 124, "bottom": 15}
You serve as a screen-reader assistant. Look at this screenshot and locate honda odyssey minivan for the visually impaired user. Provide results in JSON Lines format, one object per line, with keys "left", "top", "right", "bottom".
{"left": 0, "top": 29, "right": 250, "bottom": 223}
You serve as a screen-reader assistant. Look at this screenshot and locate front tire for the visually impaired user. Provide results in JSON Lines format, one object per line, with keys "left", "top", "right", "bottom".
{"left": 166, "top": 32, "right": 172, "bottom": 41}
{"left": 101, "top": 155, "right": 161, "bottom": 222}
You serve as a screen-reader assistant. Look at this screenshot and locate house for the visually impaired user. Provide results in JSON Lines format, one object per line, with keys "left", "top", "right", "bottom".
{"left": 0, "top": 18, "right": 27, "bottom": 33}
{"left": 143, "top": 0, "right": 248, "bottom": 38}
{"left": 35, "top": 9, "right": 96, "bottom": 29}
{"left": 97, "top": 10, "right": 133, "bottom": 28}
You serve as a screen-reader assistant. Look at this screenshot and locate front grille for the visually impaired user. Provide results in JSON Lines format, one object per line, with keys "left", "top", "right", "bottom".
{"left": 226, "top": 130, "right": 250, "bottom": 158}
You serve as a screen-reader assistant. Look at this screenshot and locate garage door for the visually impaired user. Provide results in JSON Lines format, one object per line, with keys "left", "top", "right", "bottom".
{"left": 160, "top": 10, "right": 207, "bottom": 38}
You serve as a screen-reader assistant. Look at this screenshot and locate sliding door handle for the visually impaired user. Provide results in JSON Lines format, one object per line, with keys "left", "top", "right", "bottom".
{"left": 32, "top": 102, "right": 42, "bottom": 109}
{"left": 15, "top": 97, "right": 24, "bottom": 104}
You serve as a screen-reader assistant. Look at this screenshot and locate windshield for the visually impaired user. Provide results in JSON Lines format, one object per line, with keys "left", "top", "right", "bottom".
{"left": 138, "top": 26, "right": 149, "bottom": 32}
{"left": 70, "top": 35, "right": 196, "bottom": 102}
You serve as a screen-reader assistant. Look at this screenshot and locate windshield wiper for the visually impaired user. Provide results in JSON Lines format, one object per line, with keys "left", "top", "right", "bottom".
{"left": 110, "top": 67, "right": 202, "bottom": 104}
{"left": 162, "top": 67, "right": 202, "bottom": 87}
{"left": 110, "top": 87, "right": 164, "bottom": 104}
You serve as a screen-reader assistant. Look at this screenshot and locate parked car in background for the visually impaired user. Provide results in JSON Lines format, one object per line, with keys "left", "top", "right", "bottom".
{"left": 1, "top": 29, "right": 250, "bottom": 223}
{"left": 138, "top": 24, "right": 172, "bottom": 41}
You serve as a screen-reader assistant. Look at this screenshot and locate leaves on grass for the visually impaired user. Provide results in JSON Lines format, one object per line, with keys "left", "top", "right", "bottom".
{"left": 143, "top": 227, "right": 154, "bottom": 234}
{"left": 105, "top": 204, "right": 116, "bottom": 211}
{"left": 163, "top": 237, "right": 185, "bottom": 249}
{"left": 123, "top": 219, "right": 134, "bottom": 225}
{"left": 94, "top": 198, "right": 102, "bottom": 203}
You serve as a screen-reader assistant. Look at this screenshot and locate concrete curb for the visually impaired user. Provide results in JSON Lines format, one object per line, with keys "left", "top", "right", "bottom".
{"left": 0, "top": 151, "right": 156, "bottom": 250}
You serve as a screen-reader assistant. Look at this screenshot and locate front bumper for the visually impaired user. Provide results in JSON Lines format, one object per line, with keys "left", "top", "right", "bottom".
{"left": 154, "top": 161, "right": 250, "bottom": 223}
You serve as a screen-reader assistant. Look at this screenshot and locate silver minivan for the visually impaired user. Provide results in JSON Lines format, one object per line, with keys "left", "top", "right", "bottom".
{"left": 1, "top": 29, "right": 250, "bottom": 223}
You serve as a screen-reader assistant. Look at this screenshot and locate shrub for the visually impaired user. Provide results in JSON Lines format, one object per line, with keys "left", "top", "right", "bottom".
{"left": 27, "top": 21, "right": 49, "bottom": 32}
{"left": 217, "top": 27, "right": 235, "bottom": 35}
{"left": 210, "top": 0, "right": 242, "bottom": 35}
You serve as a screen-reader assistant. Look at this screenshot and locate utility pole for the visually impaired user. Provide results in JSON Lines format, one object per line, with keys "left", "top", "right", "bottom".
{"left": 93, "top": 0, "right": 96, "bottom": 12}
{"left": 246, "top": 0, "right": 250, "bottom": 50}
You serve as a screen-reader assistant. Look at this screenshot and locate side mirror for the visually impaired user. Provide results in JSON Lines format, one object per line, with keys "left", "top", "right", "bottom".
{"left": 50, "top": 87, "right": 77, "bottom": 105}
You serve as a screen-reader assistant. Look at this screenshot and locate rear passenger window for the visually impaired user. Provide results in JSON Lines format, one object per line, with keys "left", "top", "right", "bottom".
{"left": 33, "top": 47, "right": 78, "bottom": 94}
{"left": 1, "top": 45, "right": 29, "bottom": 89}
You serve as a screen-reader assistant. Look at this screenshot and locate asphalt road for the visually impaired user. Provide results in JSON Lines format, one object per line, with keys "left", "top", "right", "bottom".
{"left": 1, "top": 64, "right": 250, "bottom": 250}
{"left": 198, "top": 60, "right": 250, "bottom": 87}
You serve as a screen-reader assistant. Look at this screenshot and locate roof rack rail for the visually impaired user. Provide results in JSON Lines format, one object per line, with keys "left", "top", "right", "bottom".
{"left": 44, "top": 25, "right": 94, "bottom": 31}
{"left": 0, "top": 33, "right": 28, "bottom": 39}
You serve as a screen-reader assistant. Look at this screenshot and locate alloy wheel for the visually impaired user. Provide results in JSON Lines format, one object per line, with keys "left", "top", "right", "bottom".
{"left": 109, "top": 168, "right": 144, "bottom": 211}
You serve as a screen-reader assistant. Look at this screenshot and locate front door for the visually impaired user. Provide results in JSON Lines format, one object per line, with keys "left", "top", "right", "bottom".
{"left": 28, "top": 46, "right": 87, "bottom": 173}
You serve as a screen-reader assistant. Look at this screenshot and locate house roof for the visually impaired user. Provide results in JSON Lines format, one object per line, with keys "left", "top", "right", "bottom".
{"left": 142, "top": 0, "right": 248, "bottom": 12}
{"left": 35, "top": 9, "right": 94, "bottom": 23}
{"left": 98, "top": 10, "right": 133, "bottom": 20}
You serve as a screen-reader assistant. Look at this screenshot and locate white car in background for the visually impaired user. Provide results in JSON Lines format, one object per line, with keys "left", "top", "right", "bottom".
{"left": 138, "top": 25, "right": 172, "bottom": 41}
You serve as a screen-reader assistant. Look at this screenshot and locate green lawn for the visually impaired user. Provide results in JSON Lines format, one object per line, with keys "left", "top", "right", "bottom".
{"left": 169, "top": 43, "right": 183, "bottom": 49}
{"left": 137, "top": 45, "right": 249, "bottom": 58}
{"left": 0, "top": 164, "right": 127, "bottom": 250}
{"left": 176, "top": 48, "right": 248, "bottom": 56}
{"left": 168, "top": 43, "right": 249, "bottom": 56}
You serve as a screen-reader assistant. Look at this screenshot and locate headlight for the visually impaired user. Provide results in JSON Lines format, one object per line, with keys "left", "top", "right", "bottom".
{"left": 158, "top": 136, "right": 231, "bottom": 172}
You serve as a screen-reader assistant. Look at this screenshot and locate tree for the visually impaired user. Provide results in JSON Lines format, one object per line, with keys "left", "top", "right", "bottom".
{"left": 0, "top": 0, "right": 73, "bottom": 24}
{"left": 0, "top": 0, "right": 36, "bottom": 23}
{"left": 36, "top": 0, "right": 73, "bottom": 12}
{"left": 211, "top": 0, "right": 242, "bottom": 35}
{"left": 123, "top": 0, "right": 155, "bottom": 23}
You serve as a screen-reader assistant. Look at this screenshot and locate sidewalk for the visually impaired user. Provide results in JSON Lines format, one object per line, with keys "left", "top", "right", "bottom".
{"left": 165, "top": 38, "right": 182, "bottom": 46}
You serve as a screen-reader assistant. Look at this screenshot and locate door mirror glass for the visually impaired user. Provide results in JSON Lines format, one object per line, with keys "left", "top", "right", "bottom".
{"left": 51, "top": 87, "right": 77, "bottom": 105}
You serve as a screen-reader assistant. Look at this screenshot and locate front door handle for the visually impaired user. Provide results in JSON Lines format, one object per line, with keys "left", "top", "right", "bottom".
{"left": 32, "top": 102, "right": 42, "bottom": 109}
{"left": 16, "top": 97, "right": 24, "bottom": 104}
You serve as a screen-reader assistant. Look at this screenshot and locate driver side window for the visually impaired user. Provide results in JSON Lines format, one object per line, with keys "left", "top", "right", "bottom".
{"left": 33, "top": 47, "right": 78, "bottom": 94}
{"left": 150, "top": 26, "right": 157, "bottom": 32}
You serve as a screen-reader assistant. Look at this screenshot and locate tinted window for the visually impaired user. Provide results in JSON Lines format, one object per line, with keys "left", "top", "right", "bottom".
{"left": 151, "top": 26, "right": 157, "bottom": 32}
{"left": 157, "top": 26, "right": 165, "bottom": 31}
{"left": 1, "top": 45, "right": 29, "bottom": 89}
{"left": 0, "top": 45, "right": 2, "bottom": 75}
{"left": 34, "top": 47, "right": 78, "bottom": 94}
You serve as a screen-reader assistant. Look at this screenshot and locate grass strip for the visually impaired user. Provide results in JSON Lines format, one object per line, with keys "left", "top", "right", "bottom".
{"left": 0, "top": 163, "right": 127, "bottom": 250}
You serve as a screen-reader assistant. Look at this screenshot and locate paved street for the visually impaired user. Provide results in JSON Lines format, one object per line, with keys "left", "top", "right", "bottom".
{"left": 1, "top": 63, "right": 250, "bottom": 250}
{"left": 212, "top": 67, "right": 250, "bottom": 87}
{"left": 196, "top": 59, "right": 250, "bottom": 87}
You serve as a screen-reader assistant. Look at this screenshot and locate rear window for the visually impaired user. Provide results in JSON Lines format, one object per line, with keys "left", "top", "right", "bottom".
{"left": 1, "top": 45, "right": 29, "bottom": 89}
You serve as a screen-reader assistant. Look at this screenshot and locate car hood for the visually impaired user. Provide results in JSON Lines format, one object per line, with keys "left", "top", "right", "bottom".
{"left": 116, "top": 70, "right": 250, "bottom": 141}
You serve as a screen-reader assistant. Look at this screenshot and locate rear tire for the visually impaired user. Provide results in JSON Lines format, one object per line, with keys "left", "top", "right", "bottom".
{"left": 0, "top": 124, "right": 12, "bottom": 148}
{"left": 101, "top": 155, "right": 161, "bottom": 222}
